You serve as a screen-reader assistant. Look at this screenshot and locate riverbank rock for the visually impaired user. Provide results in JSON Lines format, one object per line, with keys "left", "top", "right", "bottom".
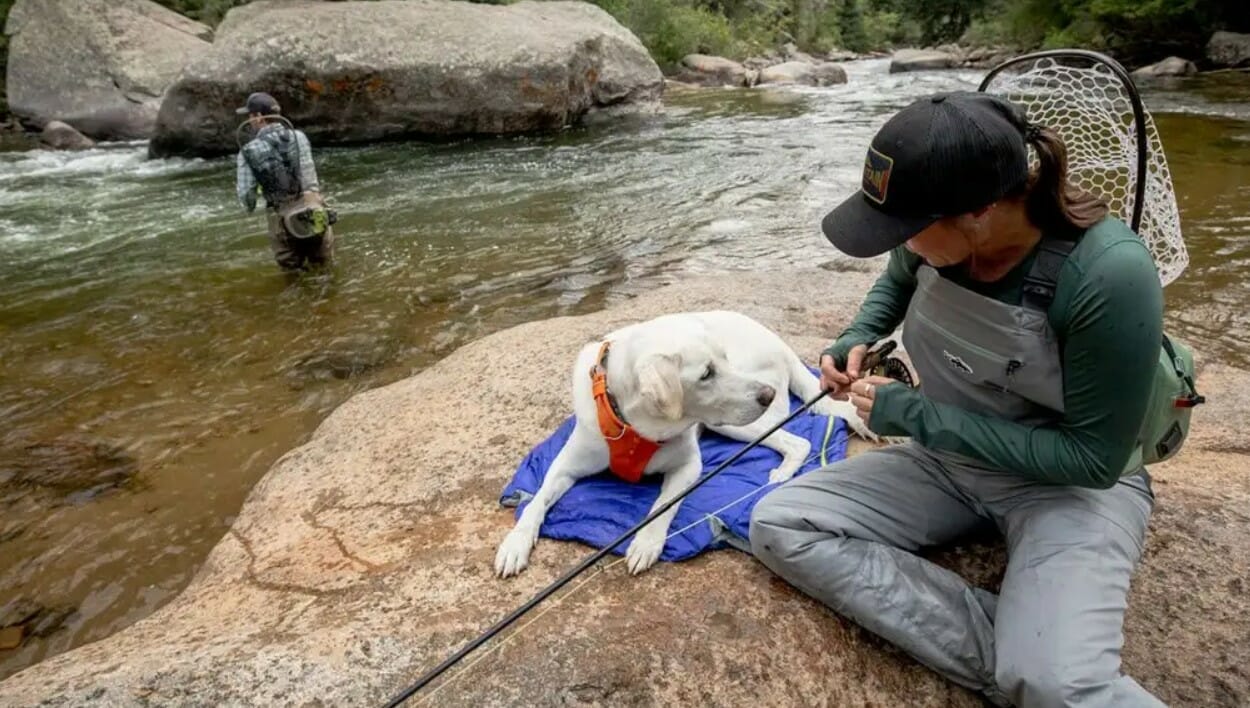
{"left": 757, "top": 61, "right": 848, "bottom": 87}
{"left": 148, "top": 0, "right": 663, "bottom": 159}
{"left": 3, "top": 0, "right": 212, "bottom": 140}
{"left": 889, "top": 48, "right": 959, "bottom": 73}
{"left": 1132, "top": 57, "right": 1199, "bottom": 79}
{"left": 1206, "top": 31, "right": 1250, "bottom": 68}
{"left": 673, "top": 54, "right": 756, "bottom": 87}
{"left": 38, "top": 121, "right": 96, "bottom": 151}
{"left": 0, "top": 267, "right": 1247, "bottom": 706}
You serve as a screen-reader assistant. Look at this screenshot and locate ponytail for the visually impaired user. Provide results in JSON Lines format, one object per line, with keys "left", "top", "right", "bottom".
{"left": 1023, "top": 126, "right": 1109, "bottom": 235}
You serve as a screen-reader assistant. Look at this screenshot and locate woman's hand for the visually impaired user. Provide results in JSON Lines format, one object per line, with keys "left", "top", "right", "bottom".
{"left": 848, "top": 375, "right": 899, "bottom": 424}
{"left": 819, "top": 344, "right": 868, "bottom": 399}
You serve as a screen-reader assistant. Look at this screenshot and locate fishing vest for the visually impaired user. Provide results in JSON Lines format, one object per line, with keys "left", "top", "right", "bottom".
{"left": 241, "top": 125, "right": 303, "bottom": 208}
{"left": 900, "top": 237, "right": 1201, "bottom": 475}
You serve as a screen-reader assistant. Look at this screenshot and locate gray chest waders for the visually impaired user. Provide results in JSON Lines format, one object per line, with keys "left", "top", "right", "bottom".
{"left": 901, "top": 251, "right": 1068, "bottom": 447}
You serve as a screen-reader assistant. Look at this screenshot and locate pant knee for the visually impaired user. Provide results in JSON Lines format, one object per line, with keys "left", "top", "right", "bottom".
{"left": 748, "top": 492, "right": 845, "bottom": 566}
{"left": 995, "top": 660, "right": 1091, "bottom": 708}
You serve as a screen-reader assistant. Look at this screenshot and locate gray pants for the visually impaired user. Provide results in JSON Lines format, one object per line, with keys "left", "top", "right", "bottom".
{"left": 749, "top": 443, "right": 1164, "bottom": 708}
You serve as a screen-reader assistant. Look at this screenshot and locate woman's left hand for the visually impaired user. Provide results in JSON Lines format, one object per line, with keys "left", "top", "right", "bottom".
{"left": 847, "top": 375, "right": 900, "bottom": 425}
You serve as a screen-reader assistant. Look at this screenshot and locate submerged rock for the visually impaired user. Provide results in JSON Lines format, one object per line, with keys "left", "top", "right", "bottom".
{"left": 0, "top": 599, "right": 76, "bottom": 652}
{"left": 285, "top": 339, "right": 397, "bottom": 388}
{"left": 0, "top": 437, "right": 137, "bottom": 503}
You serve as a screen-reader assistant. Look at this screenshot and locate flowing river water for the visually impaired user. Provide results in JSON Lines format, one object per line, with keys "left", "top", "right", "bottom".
{"left": 1, "top": 59, "right": 1248, "bottom": 679}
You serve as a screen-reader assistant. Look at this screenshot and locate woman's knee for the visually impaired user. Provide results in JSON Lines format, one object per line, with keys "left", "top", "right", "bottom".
{"left": 748, "top": 487, "right": 847, "bottom": 566}
{"left": 995, "top": 652, "right": 1095, "bottom": 708}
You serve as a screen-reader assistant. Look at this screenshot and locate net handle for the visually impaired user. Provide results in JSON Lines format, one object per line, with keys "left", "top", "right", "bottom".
{"left": 977, "top": 49, "right": 1148, "bottom": 233}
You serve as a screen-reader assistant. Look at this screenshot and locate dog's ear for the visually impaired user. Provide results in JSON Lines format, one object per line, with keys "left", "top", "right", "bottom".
{"left": 636, "top": 354, "right": 684, "bottom": 421}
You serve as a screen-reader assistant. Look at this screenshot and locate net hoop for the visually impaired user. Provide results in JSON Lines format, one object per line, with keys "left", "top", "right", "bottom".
{"left": 978, "top": 49, "right": 1187, "bottom": 286}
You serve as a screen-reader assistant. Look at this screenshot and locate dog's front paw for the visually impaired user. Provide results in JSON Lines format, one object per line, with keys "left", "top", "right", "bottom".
{"left": 846, "top": 415, "right": 880, "bottom": 443}
{"left": 625, "top": 526, "right": 667, "bottom": 575}
{"left": 768, "top": 457, "right": 803, "bottom": 485}
{"left": 494, "top": 528, "right": 536, "bottom": 578}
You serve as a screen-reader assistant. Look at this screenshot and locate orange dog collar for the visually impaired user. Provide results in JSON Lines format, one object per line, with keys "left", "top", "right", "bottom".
{"left": 591, "top": 341, "right": 661, "bottom": 483}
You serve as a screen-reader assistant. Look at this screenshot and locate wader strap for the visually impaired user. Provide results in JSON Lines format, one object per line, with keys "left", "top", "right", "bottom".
{"left": 1161, "top": 334, "right": 1205, "bottom": 407}
{"left": 1021, "top": 237, "right": 1077, "bottom": 312}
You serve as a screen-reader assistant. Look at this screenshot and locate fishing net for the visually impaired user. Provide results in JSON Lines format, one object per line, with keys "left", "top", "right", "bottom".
{"left": 980, "top": 52, "right": 1187, "bottom": 286}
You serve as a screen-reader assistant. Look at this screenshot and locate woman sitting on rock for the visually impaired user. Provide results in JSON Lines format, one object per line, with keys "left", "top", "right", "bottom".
{"left": 750, "top": 91, "right": 1166, "bottom": 707}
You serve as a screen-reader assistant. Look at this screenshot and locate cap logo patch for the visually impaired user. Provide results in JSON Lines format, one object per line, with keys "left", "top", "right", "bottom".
{"left": 862, "top": 146, "right": 894, "bottom": 205}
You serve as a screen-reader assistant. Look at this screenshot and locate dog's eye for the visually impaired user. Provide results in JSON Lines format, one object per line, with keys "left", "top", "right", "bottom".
{"left": 701, "top": 366, "right": 715, "bottom": 381}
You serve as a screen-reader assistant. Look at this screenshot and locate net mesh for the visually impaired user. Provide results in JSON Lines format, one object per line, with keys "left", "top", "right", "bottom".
{"left": 981, "top": 55, "right": 1187, "bottom": 286}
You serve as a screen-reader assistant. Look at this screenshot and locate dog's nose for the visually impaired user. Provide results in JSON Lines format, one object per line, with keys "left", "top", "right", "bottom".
{"left": 756, "top": 385, "right": 776, "bottom": 407}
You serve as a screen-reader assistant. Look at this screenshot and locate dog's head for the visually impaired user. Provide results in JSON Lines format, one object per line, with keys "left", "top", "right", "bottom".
{"left": 618, "top": 324, "right": 774, "bottom": 429}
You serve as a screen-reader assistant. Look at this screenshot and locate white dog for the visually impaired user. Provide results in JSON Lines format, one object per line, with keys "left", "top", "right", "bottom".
{"left": 494, "top": 310, "right": 876, "bottom": 578}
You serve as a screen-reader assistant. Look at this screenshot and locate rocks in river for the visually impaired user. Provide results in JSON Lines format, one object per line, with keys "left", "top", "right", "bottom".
{"left": 3, "top": 0, "right": 212, "bottom": 140}
{"left": 1132, "top": 57, "right": 1199, "bottom": 79}
{"left": 148, "top": 0, "right": 663, "bottom": 158}
{"left": 889, "top": 48, "right": 960, "bottom": 73}
{"left": 1206, "top": 31, "right": 1250, "bottom": 68}
{"left": 757, "top": 61, "right": 848, "bottom": 87}
{"left": 0, "top": 437, "right": 138, "bottom": 503}
{"left": 886, "top": 45, "right": 1015, "bottom": 73}
{"left": 673, "top": 54, "right": 757, "bottom": 87}
{"left": 677, "top": 53, "right": 849, "bottom": 88}
{"left": 39, "top": 121, "right": 96, "bottom": 151}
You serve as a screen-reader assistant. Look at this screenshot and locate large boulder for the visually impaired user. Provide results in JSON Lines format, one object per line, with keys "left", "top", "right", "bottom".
{"left": 3, "top": 0, "right": 212, "bottom": 141}
{"left": 757, "top": 61, "right": 849, "bottom": 87}
{"left": 889, "top": 48, "right": 959, "bottom": 73}
{"left": 1206, "top": 31, "right": 1250, "bottom": 68}
{"left": 0, "top": 268, "right": 1246, "bottom": 706}
{"left": 1132, "top": 56, "right": 1199, "bottom": 78}
{"left": 672, "top": 54, "right": 756, "bottom": 87}
{"left": 148, "top": 0, "right": 664, "bottom": 159}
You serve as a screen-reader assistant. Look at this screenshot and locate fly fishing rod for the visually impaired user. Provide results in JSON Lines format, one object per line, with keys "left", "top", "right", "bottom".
{"left": 382, "top": 342, "right": 899, "bottom": 706}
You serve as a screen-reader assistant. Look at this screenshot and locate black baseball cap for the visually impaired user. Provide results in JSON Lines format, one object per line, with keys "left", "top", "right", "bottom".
{"left": 236, "top": 92, "right": 281, "bottom": 116}
{"left": 822, "top": 91, "right": 1032, "bottom": 258}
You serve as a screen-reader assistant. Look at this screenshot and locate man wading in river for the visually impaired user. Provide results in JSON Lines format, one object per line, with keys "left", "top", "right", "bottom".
{"left": 235, "top": 92, "right": 336, "bottom": 271}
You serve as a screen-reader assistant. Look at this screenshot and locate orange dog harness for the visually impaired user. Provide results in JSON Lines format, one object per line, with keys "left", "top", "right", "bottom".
{"left": 591, "top": 341, "right": 661, "bottom": 483}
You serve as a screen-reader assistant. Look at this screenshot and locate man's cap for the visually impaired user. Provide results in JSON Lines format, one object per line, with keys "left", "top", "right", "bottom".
{"left": 236, "top": 92, "right": 281, "bottom": 116}
{"left": 822, "top": 91, "right": 1033, "bottom": 258}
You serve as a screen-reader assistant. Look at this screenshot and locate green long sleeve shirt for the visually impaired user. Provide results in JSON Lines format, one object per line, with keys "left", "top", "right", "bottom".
{"left": 825, "top": 217, "right": 1163, "bottom": 489}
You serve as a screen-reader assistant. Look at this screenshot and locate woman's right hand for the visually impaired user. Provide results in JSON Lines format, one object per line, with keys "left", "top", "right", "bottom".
{"left": 820, "top": 344, "right": 868, "bottom": 399}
